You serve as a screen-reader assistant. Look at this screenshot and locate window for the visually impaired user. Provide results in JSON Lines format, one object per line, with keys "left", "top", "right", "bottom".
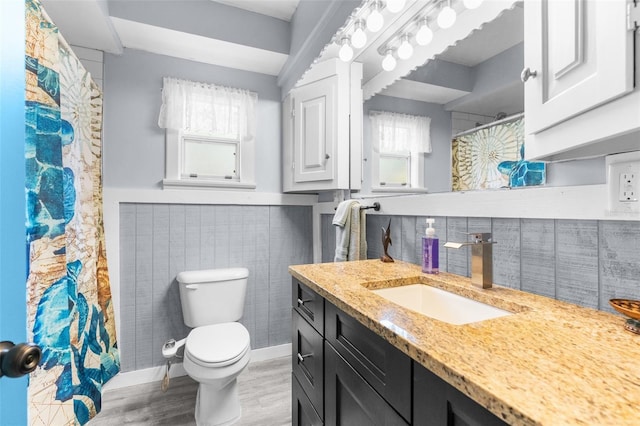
{"left": 369, "top": 110, "right": 431, "bottom": 191}
{"left": 158, "top": 77, "right": 258, "bottom": 189}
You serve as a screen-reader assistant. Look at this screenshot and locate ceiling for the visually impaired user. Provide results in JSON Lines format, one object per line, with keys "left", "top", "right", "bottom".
{"left": 40, "top": 0, "right": 524, "bottom": 115}
{"left": 41, "top": 0, "right": 300, "bottom": 76}
{"left": 211, "top": 0, "right": 300, "bottom": 21}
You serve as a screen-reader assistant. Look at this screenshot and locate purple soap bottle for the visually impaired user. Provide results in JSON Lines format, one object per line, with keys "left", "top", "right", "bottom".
{"left": 422, "top": 218, "right": 439, "bottom": 274}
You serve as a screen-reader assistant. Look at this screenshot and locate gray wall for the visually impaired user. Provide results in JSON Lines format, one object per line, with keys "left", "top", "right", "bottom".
{"left": 363, "top": 95, "right": 452, "bottom": 193}
{"left": 119, "top": 203, "right": 312, "bottom": 372}
{"left": 103, "top": 48, "right": 282, "bottom": 192}
{"left": 322, "top": 214, "right": 640, "bottom": 313}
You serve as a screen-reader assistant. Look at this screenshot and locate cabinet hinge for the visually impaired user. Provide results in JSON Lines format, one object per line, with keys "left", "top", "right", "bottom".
{"left": 628, "top": 0, "right": 640, "bottom": 31}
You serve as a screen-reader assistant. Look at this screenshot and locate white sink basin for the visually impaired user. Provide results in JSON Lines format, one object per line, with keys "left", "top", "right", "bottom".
{"left": 372, "top": 284, "right": 512, "bottom": 325}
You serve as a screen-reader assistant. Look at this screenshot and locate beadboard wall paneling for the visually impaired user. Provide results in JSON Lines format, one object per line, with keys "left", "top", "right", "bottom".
{"left": 555, "top": 220, "right": 599, "bottom": 309}
{"left": 120, "top": 204, "right": 313, "bottom": 372}
{"left": 321, "top": 215, "right": 640, "bottom": 313}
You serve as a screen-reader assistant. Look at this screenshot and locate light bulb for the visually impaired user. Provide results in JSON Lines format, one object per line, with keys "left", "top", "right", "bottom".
{"left": 437, "top": 2, "right": 457, "bottom": 29}
{"left": 397, "top": 35, "right": 413, "bottom": 60}
{"left": 351, "top": 22, "right": 367, "bottom": 49}
{"left": 386, "top": 0, "right": 406, "bottom": 13}
{"left": 415, "top": 20, "right": 433, "bottom": 46}
{"left": 338, "top": 38, "right": 353, "bottom": 62}
{"left": 366, "top": 3, "right": 384, "bottom": 32}
{"left": 382, "top": 50, "right": 396, "bottom": 71}
{"left": 463, "top": 0, "right": 483, "bottom": 9}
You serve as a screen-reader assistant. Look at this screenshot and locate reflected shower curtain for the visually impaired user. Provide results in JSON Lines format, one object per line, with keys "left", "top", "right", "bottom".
{"left": 24, "top": 0, "right": 120, "bottom": 424}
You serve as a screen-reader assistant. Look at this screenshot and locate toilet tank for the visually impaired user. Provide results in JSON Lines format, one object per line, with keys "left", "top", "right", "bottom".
{"left": 177, "top": 268, "right": 249, "bottom": 328}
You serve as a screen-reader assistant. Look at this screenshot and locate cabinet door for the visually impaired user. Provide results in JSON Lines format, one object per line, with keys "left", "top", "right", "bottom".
{"left": 292, "top": 310, "right": 324, "bottom": 417}
{"left": 293, "top": 76, "right": 336, "bottom": 183}
{"left": 325, "top": 342, "right": 409, "bottom": 426}
{"left": 414, "top": 363, "right": 507, "bottom": 426}
{"left": 524, "top": 0, "right": 634, "bottom": 134}
{"left": 325, "top": 302, "right": 411, "bottom": 422}
{"left": 292, "top": 279, "right": 324, "bottom": 334}
{"left": 293, "top": 374, "right": 323, "bottom": 426}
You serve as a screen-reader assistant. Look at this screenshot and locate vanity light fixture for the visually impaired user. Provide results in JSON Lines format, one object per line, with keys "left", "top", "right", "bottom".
{"left": 415, "top": 19, "right": 434, "bottom": 46}
{"left": 366, "top": 1, "right": 384, "bottom": 33}
{"left": 338, "top": 37, "right": 354, "bottom": 62}
{"left": 463, "top": 0, "right": 483, "bottom": 9}
{"left": 397, "top": 34, "right": 414, "bottom": 60}
{"left": 382, "top": 49, "right": 397, "bottom": 71}
{"left": 437, "top": 0, "right": 457, "bottom": 29}
{"left": 351, "top": 20, "right": 367, "bottom": 49}
{"left": 386, "top": 0, "right": 406, "bottom": 13}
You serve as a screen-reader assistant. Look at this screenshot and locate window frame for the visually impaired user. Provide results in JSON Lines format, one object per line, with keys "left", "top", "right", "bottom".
{"left": 369, "top": 112, "right": 429, "bottom": 193}
{"left": 163, "top": 128, "right": 256, "bottom": 190}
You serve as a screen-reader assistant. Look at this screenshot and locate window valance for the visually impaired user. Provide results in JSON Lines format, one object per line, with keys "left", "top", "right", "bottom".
{"left": 369, "top": 110, "right": 431, "bottom": 154}
{"left": 158, "top": 77, "right": 258, "bottom": 141}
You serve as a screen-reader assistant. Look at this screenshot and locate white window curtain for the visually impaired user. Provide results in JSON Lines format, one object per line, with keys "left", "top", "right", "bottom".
{"left": 158, "top": 77, "right": 258, "bottom": 141}
{"left": 369, "top": 110, "right": 432, "bottom": 154}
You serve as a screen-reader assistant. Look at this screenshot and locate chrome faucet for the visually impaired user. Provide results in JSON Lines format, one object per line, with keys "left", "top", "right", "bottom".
{"left": 444, "top": 232, "right": 496, "bottom": 289}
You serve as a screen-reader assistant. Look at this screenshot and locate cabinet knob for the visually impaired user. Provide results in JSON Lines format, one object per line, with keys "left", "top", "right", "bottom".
{"left": 520, "top": 67, "right": 538, "bottom": 82}
{"left": 325, "top": 153, "right": 330, "bottom": 160}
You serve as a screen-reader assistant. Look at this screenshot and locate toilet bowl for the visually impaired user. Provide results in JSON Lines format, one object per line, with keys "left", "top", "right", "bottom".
{"left": 164, "top": 268, "right": 251, "bottom": 426}
{"left": 184, "top": 322, "right": 251, "bottom": 426}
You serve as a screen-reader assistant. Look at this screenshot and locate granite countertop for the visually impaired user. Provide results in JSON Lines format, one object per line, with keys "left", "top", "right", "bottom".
{"left": 288, "top": 259, "right": 640, "bottom": 426}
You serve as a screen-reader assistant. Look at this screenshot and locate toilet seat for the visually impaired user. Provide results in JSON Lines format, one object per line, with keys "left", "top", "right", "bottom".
{"left": 186, "top": 322, "right": 250, "bottom": 368}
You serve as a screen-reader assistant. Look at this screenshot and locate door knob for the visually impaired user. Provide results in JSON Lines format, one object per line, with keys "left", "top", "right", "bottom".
{"left": 520, "top": 67, "right": 537, "bottom": 82}
{"left": 0, "top": 341, "right": 41, "bottom": 378}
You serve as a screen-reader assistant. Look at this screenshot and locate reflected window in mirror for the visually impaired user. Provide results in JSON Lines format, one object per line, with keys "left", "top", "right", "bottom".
{"left": 370, "top": 111, "right": 431, "bottom": 190}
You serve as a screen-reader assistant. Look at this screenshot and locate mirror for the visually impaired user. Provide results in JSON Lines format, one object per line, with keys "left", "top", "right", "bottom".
{"left": 362, "top": 3, "right": 525, "bottom": 193}
{"left": 305, "top": 0, "right": 527, "bottom": 194}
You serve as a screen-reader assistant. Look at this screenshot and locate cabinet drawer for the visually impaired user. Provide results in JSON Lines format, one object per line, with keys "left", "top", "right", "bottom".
{"left": 414, "top": 362, "right": 507, "bottom": 426}
{"left": 292, "top": 310, "right": 324, "bottom": 417}
{"left": 292, "top": 279, "right": 324, "bottom": 334}
{"left": 292, "top": 374, "right": 323, "bottom": 426}
{"left": 325, "top": 301, "right": 411, "bottom": 422}
{"left": 325, "top": 342, "right": 408, "bottom": 426}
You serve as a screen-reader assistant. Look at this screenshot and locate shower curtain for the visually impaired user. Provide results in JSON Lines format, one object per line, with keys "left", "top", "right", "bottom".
{"left": 24, "top": 0, "right": 120, "bottom": 424}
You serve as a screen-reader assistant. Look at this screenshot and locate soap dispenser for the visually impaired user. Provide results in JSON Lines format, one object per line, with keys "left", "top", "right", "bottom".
{"left": 422, "top": 218, "right": 439, "bottom": 274}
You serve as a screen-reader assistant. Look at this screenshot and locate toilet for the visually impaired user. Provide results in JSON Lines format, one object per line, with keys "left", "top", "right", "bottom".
{"left": 164, "top": 268, "right": 251, "bottom": 426}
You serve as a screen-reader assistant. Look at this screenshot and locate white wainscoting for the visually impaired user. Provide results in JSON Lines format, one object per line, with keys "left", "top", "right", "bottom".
{"left": 103, "top": 188, "right": 317, "bottom": 366}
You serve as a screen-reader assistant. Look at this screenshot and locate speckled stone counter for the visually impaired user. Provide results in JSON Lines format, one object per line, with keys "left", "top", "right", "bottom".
{"left": 289, "top": 260, "right": 640, "bottom": 426}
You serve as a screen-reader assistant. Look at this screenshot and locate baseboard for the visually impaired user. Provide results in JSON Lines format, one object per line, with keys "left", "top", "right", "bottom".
{"left": 103, "top": 343, "right": 291, "bottom": 391}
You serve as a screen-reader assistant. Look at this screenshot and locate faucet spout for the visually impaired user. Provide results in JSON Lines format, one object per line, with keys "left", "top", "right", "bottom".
{"left": 444, "top": 232, "right": 496, "bottom": 289}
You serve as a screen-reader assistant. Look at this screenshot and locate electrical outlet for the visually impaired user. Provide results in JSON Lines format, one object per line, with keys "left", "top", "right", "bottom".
{"left": 607, "top": 152, "right": 640, "bottom": 216}
{"left": 619, "top": 172, "right": 639, "bottom": 202}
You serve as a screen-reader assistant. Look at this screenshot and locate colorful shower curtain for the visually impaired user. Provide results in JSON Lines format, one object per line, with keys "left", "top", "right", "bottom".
{"left": 24, "top": 0, "right": 120, "bottom": 424}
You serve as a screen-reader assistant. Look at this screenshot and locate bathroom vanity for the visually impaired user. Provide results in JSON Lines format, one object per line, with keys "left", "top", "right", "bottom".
{"left": 289, "top": 260, "right": 640, "bottom": 425}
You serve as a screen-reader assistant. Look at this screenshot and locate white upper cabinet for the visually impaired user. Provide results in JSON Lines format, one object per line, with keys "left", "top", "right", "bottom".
{"left": 283, "top": 59, "right": 363, "bottom": 192}
{"left": 292, "top": 76, "right": 336, "bottom": 183}
{"left": 524, "top": 0, "right": 640, "bottom": 161}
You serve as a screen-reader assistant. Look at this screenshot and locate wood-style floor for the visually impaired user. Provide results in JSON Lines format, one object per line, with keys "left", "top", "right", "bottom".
{"left": 89, "top": 356, "right": 292, "bottom": 425}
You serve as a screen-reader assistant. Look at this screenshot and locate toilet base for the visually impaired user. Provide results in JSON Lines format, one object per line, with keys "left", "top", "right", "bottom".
{"left": 194, "top": 378, "right": 241, "bottom": 426}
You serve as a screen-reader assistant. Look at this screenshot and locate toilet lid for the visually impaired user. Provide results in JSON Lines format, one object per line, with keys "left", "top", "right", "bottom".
{"left": 186, "top": 323, "right": 250, "bottom": 365}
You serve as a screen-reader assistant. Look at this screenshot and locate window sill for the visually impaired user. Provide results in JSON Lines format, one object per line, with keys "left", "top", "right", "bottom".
{"left": 162, "top": 179, "right": 256, "bottom": 190}
{"left": 372, "top": 187, "right": 429, "bottom": 194}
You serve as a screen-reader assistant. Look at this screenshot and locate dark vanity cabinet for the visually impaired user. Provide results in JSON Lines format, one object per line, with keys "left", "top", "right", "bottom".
{"left": 413, "top": 365, "right": 508, "bottom": 426}
{"left": 292, "top": 280, "right": 325, "bottom": 425}
{"left": 324, "top": 301, "right": 411, "bottom": 424}
{"left": 292, "top": 278, "right": 506, "bottom": 426}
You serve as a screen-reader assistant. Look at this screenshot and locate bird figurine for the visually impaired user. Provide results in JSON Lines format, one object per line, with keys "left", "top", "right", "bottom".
{"left": 380, "top": 219, "right": 394, "bottom": 263}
